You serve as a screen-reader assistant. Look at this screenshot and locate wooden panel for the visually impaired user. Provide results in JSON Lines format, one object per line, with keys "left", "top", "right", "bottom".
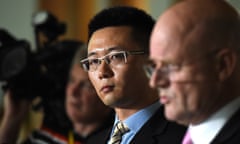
{"left": 75, "top": 0, "right": 95, "bottom": 42}
{"left": 110, "top": 0, "right": 149, "bottom": 11}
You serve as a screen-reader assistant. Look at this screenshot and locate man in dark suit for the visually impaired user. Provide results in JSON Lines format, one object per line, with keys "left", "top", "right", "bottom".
{"left": 81, "top": 6, "right": 186, "bottom": 144}
{"left": 148, "top": 0, "right": 240, "bottom": 143}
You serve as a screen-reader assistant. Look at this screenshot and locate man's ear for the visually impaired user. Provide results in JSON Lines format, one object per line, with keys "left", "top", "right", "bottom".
{"left": 216, "top": 49, "right": 237, "bottom": 81}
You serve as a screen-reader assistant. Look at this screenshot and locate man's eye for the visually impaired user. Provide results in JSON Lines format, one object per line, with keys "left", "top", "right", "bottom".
{"left": 110, "top": 53, "right": 124, "bottom": 61}
{"left": 89, "top": 59, "right": 100, "bottom": 65}
{"left": 167, "top": 63, "right": 181, "bottom": 71}
{"left": 146, "top": 61, "right": 156, "bottom": 69}
{"left": 150, "top": 63, "right": 156, "bottom": 69}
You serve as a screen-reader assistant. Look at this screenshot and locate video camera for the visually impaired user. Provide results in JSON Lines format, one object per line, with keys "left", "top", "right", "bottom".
{"left": 0, "top": 11, "right": 82, "bottom": 107}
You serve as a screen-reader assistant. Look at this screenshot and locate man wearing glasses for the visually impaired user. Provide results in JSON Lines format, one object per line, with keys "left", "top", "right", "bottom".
{"left": 148, "top": 0, "right": 240, "bottom": 144}
{"left": 81, "top": 6, "right": 186, "bottom": 144}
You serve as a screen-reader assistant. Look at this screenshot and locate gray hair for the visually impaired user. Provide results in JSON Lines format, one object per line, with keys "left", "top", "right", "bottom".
{"left": 70, "top": 44, "right": 88, "bottom": 67}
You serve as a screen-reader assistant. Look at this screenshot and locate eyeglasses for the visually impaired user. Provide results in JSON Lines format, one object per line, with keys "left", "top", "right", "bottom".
{"left": 143, "top": 49, "right": 221, "bottom": 79}
{"left": 143, "top": 61, "right": 181, "bottom": 79}
{"left": 80, "top": 50, "right": 145, "bottom": 72}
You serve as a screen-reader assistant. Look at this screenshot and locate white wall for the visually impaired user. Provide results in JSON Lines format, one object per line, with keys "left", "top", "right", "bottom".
{"left": 0, "top": 0, "right": 37, "bottom": 47}
{"left": 149, "top": 0, "right": 173, "bottom": 20}
{"left": 150, "top": 0, "right": 240, "bottom": 20}
{"left": 228, "top": 0, "right": 240, "bottom": 11}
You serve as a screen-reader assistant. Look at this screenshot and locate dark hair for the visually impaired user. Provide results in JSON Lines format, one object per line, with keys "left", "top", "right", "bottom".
{"left": 88, "top": 6, "right": 155, "bottom": 53}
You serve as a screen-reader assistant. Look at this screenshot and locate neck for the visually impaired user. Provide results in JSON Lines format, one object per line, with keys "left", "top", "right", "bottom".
{"left": 115, "top": 99, "right": 158, "bottom": 121}
{"left": 115, "top": 108, "right": 138, "bottom": 121}
{"left": 114, "top": 87, "right": 159, "bottom": 120}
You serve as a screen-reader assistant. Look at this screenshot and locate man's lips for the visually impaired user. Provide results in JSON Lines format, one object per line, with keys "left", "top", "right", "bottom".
{"left": 100, "top": 85, "right": 114, "bottom": 93}
{"left": 160, "top": 95, "right": 171, "bottom": 104}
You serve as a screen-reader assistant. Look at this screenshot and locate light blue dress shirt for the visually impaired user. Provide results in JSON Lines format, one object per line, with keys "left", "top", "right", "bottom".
{"left": 108, "top": 101, "right": 161, "bottom": 144}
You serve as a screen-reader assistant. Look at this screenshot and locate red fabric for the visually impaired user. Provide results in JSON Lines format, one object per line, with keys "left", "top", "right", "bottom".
{"left": 41, "top": 126, "right": 82, "bottom": 144}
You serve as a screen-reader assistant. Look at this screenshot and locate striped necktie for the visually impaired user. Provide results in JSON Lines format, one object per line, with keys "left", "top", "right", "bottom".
{"left": 109, "top": 121, "right": 130, "bottom": 144}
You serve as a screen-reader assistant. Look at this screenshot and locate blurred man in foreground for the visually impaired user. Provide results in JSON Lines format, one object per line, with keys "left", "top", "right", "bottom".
{"left": 148, "top": 0, "right": 240, "bottom": 143}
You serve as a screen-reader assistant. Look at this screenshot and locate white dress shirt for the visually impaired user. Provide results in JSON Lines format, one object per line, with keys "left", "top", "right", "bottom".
{"left": 188, "top": 97, "right": 240, "bottom": 144}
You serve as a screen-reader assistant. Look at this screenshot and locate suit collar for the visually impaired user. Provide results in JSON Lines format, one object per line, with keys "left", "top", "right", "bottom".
{"left": 211, "top": 107, "right": 240, "bottom": 143}
{"left": 130, "top": 106, "right": 169, "bottom": 144}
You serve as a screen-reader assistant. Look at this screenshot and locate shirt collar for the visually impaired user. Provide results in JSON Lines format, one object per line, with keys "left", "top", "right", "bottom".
{"left": 113, "top": 101, "right": 161, "bottom": 134}
{"left": 189, "top": 97, "right": 240, "bottom": 144}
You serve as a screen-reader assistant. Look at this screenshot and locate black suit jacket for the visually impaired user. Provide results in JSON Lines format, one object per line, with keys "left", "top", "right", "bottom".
{"left": 211, "top": 107, "right": 240, "bottom": 144}
{"left": 87, "top": 106, "right": 186, "bottom": 144}
{"left": 130, "top": 106, "right": 186, "bottom": 144}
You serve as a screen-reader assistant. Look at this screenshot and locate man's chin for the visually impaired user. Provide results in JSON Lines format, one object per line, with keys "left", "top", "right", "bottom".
{"left": 165, "top": 110, "right": 191, "bottom": 126}
{"left": 102, "top": 95, "right": 116, "bottom": 106}
{"left": 164, "top": 107, "right": 179, "bottom": 121}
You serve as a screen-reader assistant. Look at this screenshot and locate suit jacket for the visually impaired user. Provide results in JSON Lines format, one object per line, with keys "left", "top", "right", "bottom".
{"left": 211, "top": 107, "right": 240, "bottom": 144}
{"left": 88, "top": 106, "right": 186, "bottom": 144}
{"left": 130, "top": 106, "right": 186, "bottom": 144}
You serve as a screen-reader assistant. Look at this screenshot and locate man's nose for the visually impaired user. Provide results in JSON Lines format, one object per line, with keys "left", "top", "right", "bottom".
{"left": 149, "top": 70, "right": 170, "bottom": 89}
{"left": 97, "top": 61, "right": 114, "bottom": 79}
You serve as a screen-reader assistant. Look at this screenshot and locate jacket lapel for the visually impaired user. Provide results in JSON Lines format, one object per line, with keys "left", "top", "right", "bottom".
{"left": 130, "top": 107, "right": 169, "bottom": 144}
{"left": 211, "top": 107, "right": 240, "bottom": 144}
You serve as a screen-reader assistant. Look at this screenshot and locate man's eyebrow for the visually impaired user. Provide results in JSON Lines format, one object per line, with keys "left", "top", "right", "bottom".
{"left": 87, "top": 51, "right": 96, "bottom": 57}
{"left": 87, "top": 46, "right": 123, "bottom": 57}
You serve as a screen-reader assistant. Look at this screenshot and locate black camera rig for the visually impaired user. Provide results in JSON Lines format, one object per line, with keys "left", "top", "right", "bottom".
{"left": 0, "top": 11, "right": 82, "bottom": 107}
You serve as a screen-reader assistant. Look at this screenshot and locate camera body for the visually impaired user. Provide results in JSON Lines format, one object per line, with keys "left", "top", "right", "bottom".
{"left": 0, "top": 29, "right": 81, "bottom": 102}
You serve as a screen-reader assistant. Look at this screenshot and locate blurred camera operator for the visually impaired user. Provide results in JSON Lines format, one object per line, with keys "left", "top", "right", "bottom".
{"left": 0, "top": 45, "right": 114, "bottom": 144}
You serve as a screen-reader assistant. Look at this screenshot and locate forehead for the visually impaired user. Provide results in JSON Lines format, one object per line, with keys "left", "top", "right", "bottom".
{"left": 150, "top": 18, "right": 184, "bottom": 62}
{"left": 150, "top": 10, "right": 207, "bottom": 63}
{"left": 87, "top": 26, "right": 139, "bottom": 55}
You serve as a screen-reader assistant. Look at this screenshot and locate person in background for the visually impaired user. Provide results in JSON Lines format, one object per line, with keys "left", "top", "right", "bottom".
{"left": 148, "top": 0, "right": 240, "bottom": 143}
{"left": 0, "top": 90, "right": 32, "bottom": 144}
{"left": 0, "top": 45, "right": 114, "bottom": 144}
{"left": 64, "top": 45, "right": 114, "bottom": 144}
{"left": 80, "top": 6, "right": 186, "bottom": 144}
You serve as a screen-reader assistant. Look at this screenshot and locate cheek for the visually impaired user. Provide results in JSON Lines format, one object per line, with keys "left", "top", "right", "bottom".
{"left": 114, "top": 70, "right": 125, "bottom": 89}
{"left": 83, "top": 93, "right": 103, "bottom": 109}
{"left": 177, "top": 84, "right": 199, "bottom": 110}
{"left": 171, "top": 68, "right": 207, "bottom": 106}
{"left": 65, "top": 99, "right": 74, "bottom": 118}
{"left": 169, "top": 84, "right": 190, "bottom": 110}
{"left": 115, "top": 64, "right": 143, "bottom": 88}
{"left": 88, "top": 73, "right": 99, "bottom": 89}
{"left": 164, "top": 83, "right": 201, "bottom": 122}
{"left": 172, "top": 81, "right": 208, "bottom": 115}
{"left": 65, "top": 85, "right": 71, "bottom": 95}
{"left": 82, "top": 89, "right": 98, "bottom": 99}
